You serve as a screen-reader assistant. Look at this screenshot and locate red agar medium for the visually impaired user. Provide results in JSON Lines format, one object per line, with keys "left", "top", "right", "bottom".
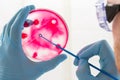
{"left": 22, "top": 9, "right": 69, "bottom": 62}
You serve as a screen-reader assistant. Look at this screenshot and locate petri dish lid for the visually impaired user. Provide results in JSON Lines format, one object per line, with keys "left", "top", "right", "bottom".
{"left": 22, "top": 9, "right": 69, "bottom": 62}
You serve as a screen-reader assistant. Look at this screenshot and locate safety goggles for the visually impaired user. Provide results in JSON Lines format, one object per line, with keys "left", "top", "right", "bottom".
{"left": 96, "top": 0, "right": 120, "bottom": 31}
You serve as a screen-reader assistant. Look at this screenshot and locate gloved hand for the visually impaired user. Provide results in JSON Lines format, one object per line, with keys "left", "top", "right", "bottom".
{"left": 0, "top": 5, "right": 67, "bottom": 80}
{"left": 74, "top": 40, "right": 119, "bottom": 80}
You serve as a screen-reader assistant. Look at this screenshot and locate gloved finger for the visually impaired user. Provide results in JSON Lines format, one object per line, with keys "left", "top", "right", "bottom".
{"left": 7, "top": 8, "right": 23, "bottom": 27}
{"left": 74, "top": 44, "right": 92, "bottom": 66}
{"left": 3, "top": 9, "right": 22, "bottom": 42}
{"left": 96, "top": 41, "right": 118, "bottom": 79}
{"left": 36, "top": 54, "right": 67, "bottom": 74}
{"left": 97, "top": 40, "right": 117, "bottom": 70}
{"left": 10, "top": 5, "right": 35, "bottom": 45}
{"left": 1, "top": 25, "right": 7, "bottom": 43}
{"left": 74, "top": 40, "right": 101, "bottom": 66}
{"left": 76, "top": 59, "right": 95, "bottom": 80}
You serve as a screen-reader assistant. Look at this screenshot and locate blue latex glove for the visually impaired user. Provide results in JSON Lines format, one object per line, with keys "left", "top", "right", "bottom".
{"left": 74, "top": 40, "right": 119, "bottom": 80}
{"left": 0, "top": 5, "right": 67, "bottom": 80}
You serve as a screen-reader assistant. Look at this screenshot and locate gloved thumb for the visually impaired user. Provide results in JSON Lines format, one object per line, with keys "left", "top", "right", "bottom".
{"left": 48, "top": 54, "right": 67, "bottom": 67}
{"left": 76, "top": 59, "right": 95, "bottom": 80}
{"left": 37, "top": 54, "right": 67, "bottom": 73}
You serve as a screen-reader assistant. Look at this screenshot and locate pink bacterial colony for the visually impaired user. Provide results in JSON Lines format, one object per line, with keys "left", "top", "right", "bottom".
{"left": 22, "top": 9, "right": 68, "bottom": 62}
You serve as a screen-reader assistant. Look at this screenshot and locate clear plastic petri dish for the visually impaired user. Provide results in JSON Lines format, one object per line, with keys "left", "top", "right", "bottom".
{"left": 22, "top": 9, "right": 69, "bottom": 62}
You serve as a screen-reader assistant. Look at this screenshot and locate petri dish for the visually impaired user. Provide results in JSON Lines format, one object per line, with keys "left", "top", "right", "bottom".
{"left": 22, "top": 9, "right": 69, "bottom": 62}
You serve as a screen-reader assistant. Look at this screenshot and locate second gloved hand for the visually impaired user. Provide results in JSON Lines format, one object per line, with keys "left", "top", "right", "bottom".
{"left": 74, "top": 40, "right": 119, "bottom": 80}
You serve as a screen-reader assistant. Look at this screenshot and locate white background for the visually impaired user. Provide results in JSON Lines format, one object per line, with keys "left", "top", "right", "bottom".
{"left": 0, "top": 0, "right": 113, "bottom": 80}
